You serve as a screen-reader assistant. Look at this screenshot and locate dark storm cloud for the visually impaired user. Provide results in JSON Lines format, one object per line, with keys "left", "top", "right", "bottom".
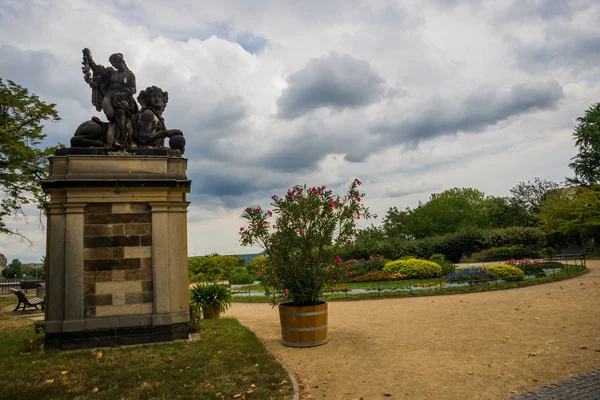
{"left": 276, "top": 52, "right": 385, "bottom": 120}
{"left": 502, "top": 0, "right": 592, "bottom": 21}
{"left": 514, "top": 30, "right": 600, "bottom": 72}
{"left": 375, "top": 80, "right": 564, "bottom": 145}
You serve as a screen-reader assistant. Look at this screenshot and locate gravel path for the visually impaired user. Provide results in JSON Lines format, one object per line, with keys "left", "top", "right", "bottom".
{"left": 224, "top": 260, "right": 600, "bottom": 400}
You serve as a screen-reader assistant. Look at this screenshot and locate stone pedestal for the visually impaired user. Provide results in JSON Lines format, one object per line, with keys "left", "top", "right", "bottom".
{"left": 41, "top": 148, "right": 191, "bottom": 350}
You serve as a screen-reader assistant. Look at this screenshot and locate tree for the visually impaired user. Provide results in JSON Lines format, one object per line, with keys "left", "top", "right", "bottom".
{"left": 383, "top": 188, "right": 492, "bottom": 239}
{"left": 0, "top": 78, "right": 61, "bottom": 240}
{"left": 2, "top": 258, "right": 23, "bottom": 279}
{"left": 568, "top": 103, "right": 600, "bottom": 185}
{"left": 536, "top": 184, "right": 600, "bottom": 247}
{"left": 485, "top": 196, "right": 532, "bottom": 228}
{"left": 509, "top": 177, "right": 559, "bottom": 222}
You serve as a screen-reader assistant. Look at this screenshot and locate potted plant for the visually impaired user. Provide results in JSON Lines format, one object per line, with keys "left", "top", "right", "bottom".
{"left": 240, "top": 179, "right": 371, "bottom": 347}
{"left": 190, "top": 283, "right": 233, "bottom": 319}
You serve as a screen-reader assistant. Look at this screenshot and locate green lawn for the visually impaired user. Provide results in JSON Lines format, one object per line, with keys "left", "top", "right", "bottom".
{"left": 0, "top": 310, "right": 293, "bottom": 400}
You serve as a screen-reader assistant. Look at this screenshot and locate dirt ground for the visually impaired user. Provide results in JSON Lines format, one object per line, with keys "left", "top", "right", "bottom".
{"left": 224, "top": 260, "right": 600, "bottom": 400}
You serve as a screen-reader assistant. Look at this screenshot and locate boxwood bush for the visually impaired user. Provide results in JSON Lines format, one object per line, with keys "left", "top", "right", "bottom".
{"left": 484, "top": 264, "right": 525, "bottom": 282}
{"left": 229, "top": 267, "right": 256, "bottom": 285}
{"left": 383, "top": 258, "right": 442, "bottom": 278}
{"left": 429, "top": 254, "right": 455, "bottom": 275}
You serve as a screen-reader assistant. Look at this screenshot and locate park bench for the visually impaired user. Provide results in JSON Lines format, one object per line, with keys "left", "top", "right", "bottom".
{"left": 9, "top": 288, "right": 45, "bottom": 313}
{"left": 555, "top": 247, "right": 587, "bottom": 267}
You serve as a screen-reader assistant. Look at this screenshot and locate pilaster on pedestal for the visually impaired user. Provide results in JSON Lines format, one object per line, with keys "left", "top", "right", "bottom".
{"left": 41, "top": 149, "right": 191, "bottom": 350}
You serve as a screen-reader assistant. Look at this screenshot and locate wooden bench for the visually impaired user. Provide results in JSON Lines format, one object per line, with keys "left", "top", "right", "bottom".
{"left": 9, "top": 288, "right": 45, "bottom": 312}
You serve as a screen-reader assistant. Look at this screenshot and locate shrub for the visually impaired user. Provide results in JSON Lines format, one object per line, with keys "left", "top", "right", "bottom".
{"left": 506, "top": 258, "right": 552, "bottom": 276}
{"left": 482, "top": 227, "right": 546, "bottom": 249}
{"left": 246, "top": 255, "right": 269, "bottom": 276}
{"left": 189, "top": 272, "right": 207, "bottom": 283}
{"left": 540, "top": 247, "right": 558, "bottom": 259}
{"left": 188, "top": 254, "right": 245, "bottom": 281}
{"left": 345, "top": 256, "right": 386, "bottom": 277}
{"left": 349, "top": 271, "right": 406, "bottom": 282}
{"left": 429, "top": 254, "right": 455, "bottom": 275}
{"left": 468, "top": 245, "right": 540, "bottom": 262}
{"left": 484, "top": 264, "right": 525, "bottom": 282}
{"left": 383, "top": 259, "right": 442, "bottom": 278}
{"left": 229, "top": 267, "right": 256, "bottom": 285}
{"left": 445, "top": 268, "right": 495, "bottom": 283}
{"left": 189, "top": 303, "right": 202, "bottom": 332}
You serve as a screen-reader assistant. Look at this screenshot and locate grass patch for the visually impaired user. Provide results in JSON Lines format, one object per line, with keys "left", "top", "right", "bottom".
{"left": 0, "top": 317, "right": 293, "bottom": 400}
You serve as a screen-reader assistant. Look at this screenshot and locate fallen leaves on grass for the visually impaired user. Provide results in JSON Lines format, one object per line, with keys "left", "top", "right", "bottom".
{"left": 91, "top": 351, "right": 102, "bottom": 359}
{"left": 45, "top": 379, "right": 54, "bottom": 384}
{"left": 579, "top": 345, "right": 588, "bottom": 349}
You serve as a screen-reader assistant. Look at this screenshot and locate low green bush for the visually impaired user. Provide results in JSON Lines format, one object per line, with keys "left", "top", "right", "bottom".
{"left": 540, "top": 247, "right": 558, "bottom": 259}
{"left": 229, "top": 266, "right": 256, "bottom": 285}
{"left": 189, "top": 272, "right": 207, "bottom": 283}
{"left": 484, "top": 264, "right": 525, "bottom": 282}
{"left": 428, "top": 254, "right": 455, "bottom": 275}
{"left": 383, "top": 258, "right": 442, "bottom": 278}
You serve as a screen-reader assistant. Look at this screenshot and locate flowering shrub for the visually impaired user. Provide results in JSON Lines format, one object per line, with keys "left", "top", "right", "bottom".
{"left": 240, "top": 179, "right": 371, "bottom": 306}
{"left": 484, "top": 264, "right": 525, "bottom": 282}
{"left": 445, "top": 268, "right": 495, "bottom": 283}
{"left": 344, "top": 255, "right": 386, "bottom": 277}
{"left": 348, "top": 271, "right": 406, "bottom": 282}
{"left": 383, "top": 259, "right": 442, "bottom": 279}
{"left": 506, "top": 258, "right": 546, "bottom": 276}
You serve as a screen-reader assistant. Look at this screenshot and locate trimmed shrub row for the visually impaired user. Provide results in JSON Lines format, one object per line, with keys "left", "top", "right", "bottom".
{"left": 340, "top": 226, "right": 547, "bottom": 263}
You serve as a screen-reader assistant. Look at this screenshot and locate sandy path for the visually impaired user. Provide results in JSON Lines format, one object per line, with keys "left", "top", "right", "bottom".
{"left": 224, "top": 260, "right": 600, "bottom": 400}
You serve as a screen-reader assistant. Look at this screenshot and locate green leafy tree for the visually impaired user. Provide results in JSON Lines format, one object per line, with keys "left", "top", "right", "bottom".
{"left": 0, "top": 78, "right": 61, "bottom": 240}
{"left": 2, "top": 258, "right": 23, "bottom": 278}
{"left": 383, "top": 188, "right": 491, "bottom": 239}
{"left": 568, "top": 103, "right": 600, "bottom": 185}
{"left": 485, "top": 196, "right": 532, "bottom": 228}
{"left": 536, "top": 185, "right": 600, "bottom": 246}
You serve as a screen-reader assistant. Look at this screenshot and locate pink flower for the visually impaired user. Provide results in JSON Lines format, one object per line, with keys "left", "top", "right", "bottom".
{"left": 267, "top": 210, "right": 273, "bottom": 217}
{"left": 273, "top": 224, "right": 277, "bottom": 229}
{"left": 298, "top": 228, "right": 303, "bottom": 235}
{"left": 258, "top": 271, "right": 263, "bottom": 276}
{"left": 374, "top": 214, "right": 378, "bottom": 219}
{"left": 282, "top": 289, "right": 289, "bottom": 296}
{"left": 357, "top": 213, "right": 361, "bottom": 219}
{"left": 239, "top": 227, "right": 245, "bottom": 231}
{"left": 336, "top": 256, "right": 342, "bottom": 265}
{"left": 329, "top": 198, "right": 335, "bottom": 208}
{"left": 354, "top": 178, "right": 362, "bottom": 185}
{"left": 281, "top": 217, "right": 285, "bottom": 222}
{"left": 322, "top": 185, "right": 326, "bottom": 189}
{"left": 348, "top": 271, "right": 353, "bottom": 276}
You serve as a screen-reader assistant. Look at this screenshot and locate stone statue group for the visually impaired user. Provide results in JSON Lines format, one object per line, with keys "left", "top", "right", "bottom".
{"left": 71, "top": 48, "right": 185, "bottom": 152}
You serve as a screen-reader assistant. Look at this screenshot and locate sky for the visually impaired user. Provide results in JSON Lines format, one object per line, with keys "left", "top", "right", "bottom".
{"left": 1, "top": 0, "right": 599, "bottom": 264}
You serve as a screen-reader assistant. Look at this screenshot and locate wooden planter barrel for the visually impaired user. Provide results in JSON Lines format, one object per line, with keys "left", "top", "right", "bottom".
{"left": 202, "top": 305, "right": 220, "bottom": 319}
{"left": 278, "top": 301, "right": 328, "bottom": 347}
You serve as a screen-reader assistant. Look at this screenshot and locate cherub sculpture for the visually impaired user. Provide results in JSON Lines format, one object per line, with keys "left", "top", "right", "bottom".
{"left": 133, "top": 86, "right": 184, "bottom": 150}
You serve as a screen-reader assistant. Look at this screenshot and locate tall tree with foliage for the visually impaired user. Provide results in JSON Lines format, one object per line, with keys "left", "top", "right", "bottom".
{"left": 0, "top": 78, "right": 61, "bottom": 240}
{"left": 383, "top": 188, "right": 491, "bottom": 239}
{"left": 568, "top": 103, "right": 600, "bottom": 185}
{"left": 536, "top": 184, "right": 600, "bottom": 246}
{"left": 509, "top": 177, "right": 559, "bottom": 224}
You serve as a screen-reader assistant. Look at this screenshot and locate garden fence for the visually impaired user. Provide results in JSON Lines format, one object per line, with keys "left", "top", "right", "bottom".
{"left": 231, "top": 262, "right": 585, "bottom": 301}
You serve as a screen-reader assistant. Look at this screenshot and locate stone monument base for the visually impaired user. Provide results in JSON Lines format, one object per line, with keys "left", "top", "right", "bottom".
{"left": 41, "top": 149, "right": 191, "bottom": 350}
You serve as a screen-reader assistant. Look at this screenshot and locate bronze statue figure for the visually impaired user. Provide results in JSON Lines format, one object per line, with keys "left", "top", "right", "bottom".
{"left": 81, "top": 48, "right": 138, "bottom": 148}
{"left": 71, "top": 48, "right": 185, "bottom": 153}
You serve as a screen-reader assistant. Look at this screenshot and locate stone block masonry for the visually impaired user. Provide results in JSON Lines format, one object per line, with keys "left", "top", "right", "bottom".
{"left": 83, "top": 202, "right": 153, "bottom": 318}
